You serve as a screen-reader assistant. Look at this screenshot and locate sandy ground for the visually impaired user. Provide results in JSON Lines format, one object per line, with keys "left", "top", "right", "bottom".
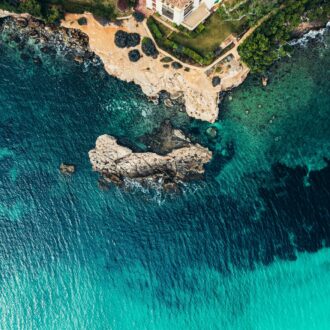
{"left": 61, "top": 13, "right": 251, "bottom": 122}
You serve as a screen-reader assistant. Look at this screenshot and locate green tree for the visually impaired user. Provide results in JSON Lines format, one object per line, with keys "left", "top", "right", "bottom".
{"left": 19, "top": 0, "right": 42, "bottom": 17}
{"left": 45, "top": 5, "right": 62, "bottom": 24}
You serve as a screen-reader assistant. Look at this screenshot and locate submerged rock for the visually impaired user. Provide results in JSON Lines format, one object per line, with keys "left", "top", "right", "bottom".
{"left": 262, "top": 76, "right": 268, "bottom": 86}
{"left": 60, "top": 163, "right": 75, "bottom": 174}
{"left": 89, "top": 134, "right": 212, "bottom": 188}
{"left": 141, "top": 120, "right": 190, "bottom": 155}
{"left": 206, "top": 126, "right": 217, "bottom": 139}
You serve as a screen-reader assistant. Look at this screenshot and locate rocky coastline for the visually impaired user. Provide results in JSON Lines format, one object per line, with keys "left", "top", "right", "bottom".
{"left": 2, "top": 11, "right": 328, "bottom": 189}
{"left": 0, "top": 13, "right": 100, "bottom": 68}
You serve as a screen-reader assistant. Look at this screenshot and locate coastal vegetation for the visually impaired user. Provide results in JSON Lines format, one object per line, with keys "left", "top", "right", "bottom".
{"left": 141, "top": 37, "right": 159, "bottom": 58}
{"left": 0, "top": 0, "right": 117, "bottom": 23}
{"left": 146, "top": 0, "right": 289, "bottom": 66}
{"left": 147, "top": 15, "right": 246, "bottom": 65}
{"left": 114, "top": 30, "right": 140, "bottom": 48}
{"left": 217, "top": 0, "right": 280, "bottom": 27}
{"left": 238, "top": 0, "right": 330, "bottom": 72}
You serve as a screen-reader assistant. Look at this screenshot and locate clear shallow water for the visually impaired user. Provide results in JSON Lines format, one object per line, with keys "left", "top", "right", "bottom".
{"left": 0, "top": 26, "right": 329, "bottom": 329}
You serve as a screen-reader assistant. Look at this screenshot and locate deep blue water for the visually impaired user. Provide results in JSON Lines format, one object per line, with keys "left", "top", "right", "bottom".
{"left": 0, "top": 25, "right": 330, "bottom": 329}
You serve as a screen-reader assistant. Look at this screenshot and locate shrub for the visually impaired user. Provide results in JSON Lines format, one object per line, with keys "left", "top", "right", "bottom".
{"left": 77, "top": 17, "right": 88, "bottom": 26}
{"left": 148, "top": 21, "right": 162, "bottom": 39}
{"left": 212, "top": 76, "right": 221, "bottom": 87}
{"left": 60, "top": 1, "right": 115, "bottom": 21}
{"left": 142, "top": 37, "right": 158, "bottom": 58}
{"left": 171, "top": 62, "right": 183, "bottom": 69}
{"left": 181, "top": 47, "right": 203, "bottom": 63}
{"left": 19, "top": 0, "right": 41, "bottom": 17}
{"left": 133, "top": 11, "right": 145, "bottom": 22}
{"left": 128, "top": 49, "right": 141, "bottom": 62}
{"left": 195, "top": 23, "right": 205, "bottom": 34}
{"left": 126, "top": 33, "right": 141, "bottom": 47}
{"left": 237, "top": 0, "right": 329, "bottom": 72}
{"left": 114, "top": 30, "right": 128, "bottom": 48}
{"left": 160, "top": 56, "right": 173, "bottom": 63}
{"left": 163, "top": 39, "right": 178, "bottom": 50}
{"left": 115, "top": 31, "right": 141, "bottom": 48}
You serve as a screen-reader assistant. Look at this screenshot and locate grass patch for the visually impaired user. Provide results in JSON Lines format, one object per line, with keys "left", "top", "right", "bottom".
{"left": 147, "top": 14, "right": 246, "bottom": 66}
{"left": 171, "top": 13, "right": 246, "bottom": 57}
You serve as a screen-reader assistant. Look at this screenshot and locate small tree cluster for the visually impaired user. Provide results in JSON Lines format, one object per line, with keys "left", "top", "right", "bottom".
{"left": 114, "top": 30, "right": 141, "bottom": 48}
{"left": 141, "top": 37, "right": 158, "bottom": 58}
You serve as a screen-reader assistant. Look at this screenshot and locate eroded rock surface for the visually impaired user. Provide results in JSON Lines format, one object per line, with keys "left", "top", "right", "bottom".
{"left": 89, "top": 134, "right": 212, "bottom": 188}
{"left": 0, "top": 14, "right": 100, "bottom": 67}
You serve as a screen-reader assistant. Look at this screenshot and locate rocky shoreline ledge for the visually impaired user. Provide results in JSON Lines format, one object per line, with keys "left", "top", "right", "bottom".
{"left": 0, "top": 14, "right": 100, "bottom": 67}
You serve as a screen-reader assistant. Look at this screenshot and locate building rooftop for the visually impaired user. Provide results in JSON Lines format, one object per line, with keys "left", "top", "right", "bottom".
{"left": 163, "top": 0, "right": 192, "bottom": 9}
{"left": 182, "top": 3, "right": 210, "bottom": 30}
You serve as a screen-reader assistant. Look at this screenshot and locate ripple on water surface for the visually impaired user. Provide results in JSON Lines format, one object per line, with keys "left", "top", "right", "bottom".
{"left": 0, "top": 25, "right": 329, "bottom": 329}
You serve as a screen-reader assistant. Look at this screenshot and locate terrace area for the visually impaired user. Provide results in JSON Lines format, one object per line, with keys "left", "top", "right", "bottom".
{"left": 182, "top": 3, "right": 211, "bottom": 31}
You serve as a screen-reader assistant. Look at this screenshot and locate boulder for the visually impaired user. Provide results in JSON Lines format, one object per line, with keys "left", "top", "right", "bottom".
{"left": 60, "top": 163, "right": 75, "bottom": 174}
{"left": 74, "top": 55, "right": 84, "bottom": 64}
{"left": 16, "top": 17, "right": 28, "bottom": 28}
{"left": 262, "top": 76, "right": 268, "bottom": 86}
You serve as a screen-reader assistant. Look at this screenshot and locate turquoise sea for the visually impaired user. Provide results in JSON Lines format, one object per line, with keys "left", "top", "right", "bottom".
{"left": 0, "top": 24, "right": 329, "bottom": 329}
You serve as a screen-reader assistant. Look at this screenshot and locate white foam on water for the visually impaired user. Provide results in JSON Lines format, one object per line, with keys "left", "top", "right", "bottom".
{"left": 289, "top": 21, "right": 330, "bottom": 47}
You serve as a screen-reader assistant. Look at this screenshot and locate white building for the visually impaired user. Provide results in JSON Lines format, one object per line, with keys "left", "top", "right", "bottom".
{"left": 146, "top": 0, "right": 220, "bottom": 30}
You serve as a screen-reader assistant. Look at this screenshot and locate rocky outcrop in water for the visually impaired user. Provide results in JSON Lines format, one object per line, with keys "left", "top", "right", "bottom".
{"left": 0, "top": 15, "right": 100, "bottom": 67}
{"left": 89, "top": 131, "right": 212, "bottom": 189}
{"left": 60, "top": 163, "right": 75, "bottom": 174}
